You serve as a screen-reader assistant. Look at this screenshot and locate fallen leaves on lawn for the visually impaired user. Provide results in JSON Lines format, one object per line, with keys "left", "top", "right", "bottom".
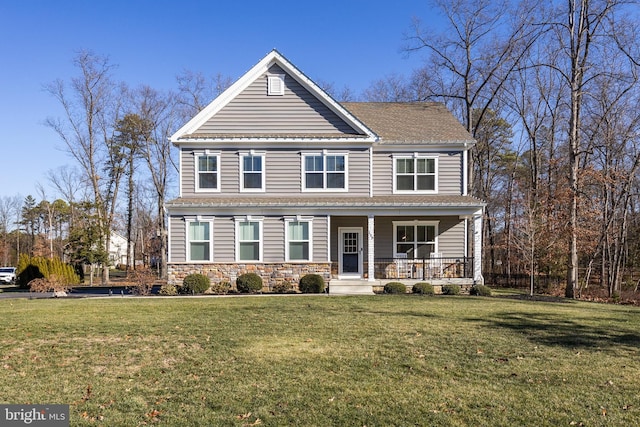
{"left": 83, "top": 384, "right": 93, "bottom": 401}
{"left": 146, "top": 409, "right": 162, "bottom": 422}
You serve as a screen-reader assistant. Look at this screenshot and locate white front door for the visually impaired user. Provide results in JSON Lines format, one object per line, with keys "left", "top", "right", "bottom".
{"left": 339, "top": 227, "right": 363, "bottom": 278}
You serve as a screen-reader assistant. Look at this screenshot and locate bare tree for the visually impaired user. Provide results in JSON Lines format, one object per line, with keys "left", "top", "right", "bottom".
{"left": 131, "top": 85, "right": 180, "bottom": 278}
{"left": 176, "top": 70, "right": 233, "bottom": 117}
{"left": 0, "top": 195, "right": 22, "bottom": 266}
{"left": 45, "top": 50, "right": 126, "bottom": 284}
{"left": 405, "top": 0, "right": 541, "bottom": 139}
{"left": 541, "top": 0, "right": 640, "bottom": 297}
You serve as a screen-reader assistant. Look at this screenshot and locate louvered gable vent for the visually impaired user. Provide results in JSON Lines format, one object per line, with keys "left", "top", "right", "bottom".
{"left": 267, "top": 74, "right": 285, "bottom": 95}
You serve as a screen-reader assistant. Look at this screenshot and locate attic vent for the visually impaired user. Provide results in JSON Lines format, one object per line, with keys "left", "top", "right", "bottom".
{"left": 267, "top": 74, "right": 285, "bottom": 96}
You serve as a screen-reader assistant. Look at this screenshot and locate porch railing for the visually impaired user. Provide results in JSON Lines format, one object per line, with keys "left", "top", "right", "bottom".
{"left": 373, "top": 257, "right": 474, "bottom": 280}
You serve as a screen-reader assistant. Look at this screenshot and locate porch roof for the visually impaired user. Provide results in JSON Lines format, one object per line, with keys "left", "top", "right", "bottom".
{"left": 166, "top": 195, "right": 485, "bottom": 210}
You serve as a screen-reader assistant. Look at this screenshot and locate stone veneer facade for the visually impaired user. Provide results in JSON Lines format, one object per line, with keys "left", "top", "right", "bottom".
{"left": 168, "top": 263, "right": 332, "bottom": 292}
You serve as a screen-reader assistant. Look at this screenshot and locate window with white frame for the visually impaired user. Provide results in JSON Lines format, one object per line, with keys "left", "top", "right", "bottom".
{"left": 196, "top": 153, "right": 220, "bottom": 191}
{"left": 187, "top": 220, "right": 212, "bottom": 261}
{"left": 394, "top": 155, "right": 437, "bottom": 193}
{"left": 393, "top": 221, "right": 437, "bottom": 259}
{"left": 240, "top": 153, "right": 265, "bottom": 191}
{"left": 303, "top": 153, "right": 346, "bottom": 190}
{"left": 236, "top": 218, "right": 262, "bottom": 261}
{"left": 285, "top": 219, "right": 312, "bottom": 261}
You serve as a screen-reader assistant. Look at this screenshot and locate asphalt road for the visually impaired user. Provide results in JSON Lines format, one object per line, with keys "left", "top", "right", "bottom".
{"left": 0, "top": 284, "right": 163, "bottom": 299}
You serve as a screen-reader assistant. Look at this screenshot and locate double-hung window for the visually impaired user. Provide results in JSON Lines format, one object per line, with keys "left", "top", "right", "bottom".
{"left": 196, "top": 153, "right": 220, "bottom": 191}
{"left": 393, "top": 221, "right": 437, "bottom": 259}
{"left": 187, "top": 219, "right": 212, "bottom": 261}
{"left": 303, "top": 153, "right": 346, "bottom": 191}
{"left": 394, "top": 155, "right": 437, "bottom": 193}
{"left": 236, "top": 218, "right": 263, "bottom": 261}
{"left": 240, "top": 152, "right": 265, "bottom": 191}
{"left": 285, "top": 218, "right": 312, "bottom": 261}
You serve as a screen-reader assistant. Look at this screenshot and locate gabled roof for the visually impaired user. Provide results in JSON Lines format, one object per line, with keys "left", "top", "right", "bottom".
{"left": 342, "top": 102, "right": 475, "bottom": 144}
{"left": 171, "top": 50, "right": 377, "bottom": 143}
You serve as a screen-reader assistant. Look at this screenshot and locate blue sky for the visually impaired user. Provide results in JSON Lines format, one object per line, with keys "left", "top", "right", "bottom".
{"left": 0, "top": 0, "right": 435, "bottom": 199}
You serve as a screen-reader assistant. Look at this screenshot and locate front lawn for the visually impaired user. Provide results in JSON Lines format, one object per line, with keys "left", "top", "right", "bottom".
{"left": 1, "top": 294, "right": 639, "bottom": 426}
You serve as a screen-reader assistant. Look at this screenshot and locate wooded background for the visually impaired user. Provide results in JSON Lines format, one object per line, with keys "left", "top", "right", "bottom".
{"left": 0, "top": 0, "right": 638, "bottom": 298}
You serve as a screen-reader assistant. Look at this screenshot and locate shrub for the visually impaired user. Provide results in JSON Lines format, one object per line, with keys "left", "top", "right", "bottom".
{"left": 384, "top": 282, "right": 407, "bottom": 294}
{"left": 299, "top": 274, "right": 325, "bottom": 293}
{"left": 127, "top": 268, "right": 156, "bottom": 296}
{"left": 28, "top": 274, "right": 70, "bottom": 294}
{"left": 273, "top": 281, "right": 294, "bottom": 294}
{"left": 181, "top": 273, "right": 211, "bottom": 294}
{"left": 412, "top": 282, "right": 434, "bottom": 295}
{"left": 209, "top": 281, "right": 232, "bottom": 295}
{"left": 158, "top": 283, "right": 178, "bottom": 296}
{"left": 236, "top": 273, "right": 263, "bottom": 293}
{"left": 18, "top": 254, "right": 80, "bottom": 289}
{"left": 470, "top": 284, "right": 492, "bottom": 296}
{"left": 442, "top": 284, "right": 461, "bottom": 295}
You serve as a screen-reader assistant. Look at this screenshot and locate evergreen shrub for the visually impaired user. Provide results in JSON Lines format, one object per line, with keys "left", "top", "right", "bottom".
{"left": 442, "top": 284, "right": 461, "bottom": 295}
{"left": 236, "top": 273, "right": 263, "bottom": 293}
{"left": 412, "top": 282, "right": 435, "bottom": 295}
{"left": 181, "top": 273, "right": 211, "bottom": 294}
{"left": 384, "top": 282, "right": 407, "bottom": 294}
{"left": 299, "top": 274, "right": 325, "bottom": 293}
{"left": 18, "top": 254, "right": 80, "bottom": 289}
{"left": 470, "top": 284, "right": 492, "bottom": 296}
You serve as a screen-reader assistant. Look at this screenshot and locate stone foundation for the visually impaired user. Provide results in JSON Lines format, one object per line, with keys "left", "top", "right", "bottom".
{"left": 168, "top": 263, "right": 332, "bottom": 292}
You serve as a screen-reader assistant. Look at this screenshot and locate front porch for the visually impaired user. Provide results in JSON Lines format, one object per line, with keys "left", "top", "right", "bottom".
{"left": 328, "top": 255, "right": 476, "bottom": 294}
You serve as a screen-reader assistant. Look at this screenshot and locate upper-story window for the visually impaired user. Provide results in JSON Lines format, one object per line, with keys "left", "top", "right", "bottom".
{"left": 393, "top": 154, "right": 437, "bottom": 193}
{"left": 240, "top": 152, "right": 265, "bottom": 192}
{"left": 303, "top": 153, "right": 347, "bottom": 191}
{"left": 196, "top": 153, "right": 220, "bottom": 192}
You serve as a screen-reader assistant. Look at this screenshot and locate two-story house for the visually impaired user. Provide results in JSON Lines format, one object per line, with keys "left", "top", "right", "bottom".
{"left": 166, "top": 50, "right": 485, "bottom": 294}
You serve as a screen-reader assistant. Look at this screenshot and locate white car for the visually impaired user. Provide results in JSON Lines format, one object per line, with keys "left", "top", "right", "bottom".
{"left": 0, "top": 267, "right": 16, "bottom": 284}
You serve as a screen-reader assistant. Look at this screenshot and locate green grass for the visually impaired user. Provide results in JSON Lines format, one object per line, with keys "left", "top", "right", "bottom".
{"left": 1, "top": 295, "right": 639, "bottom": 426}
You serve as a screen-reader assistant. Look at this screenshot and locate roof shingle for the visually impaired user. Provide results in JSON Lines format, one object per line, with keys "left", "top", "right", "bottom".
{"left": 343, "top": 102, "right": 474, "bottom": 143}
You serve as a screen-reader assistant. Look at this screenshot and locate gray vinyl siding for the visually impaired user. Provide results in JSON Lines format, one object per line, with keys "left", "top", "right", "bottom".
{"left": 438, "top": 153, "right": 463, "bottom": 194}
{"left": 181, "top": 150, "right": 196, "bottom": 195}
{"left": 170, "top": 214, "right": 329, "bottom": 263}
{"left": 181, "top": 147, "right": 370, "bottom": 197}
{"left": 213, "top": 217, "right": 235, "bottom": 262}
{"left": 195, "top": 65, "right": 360, "bottom": 135}
{"left": 373, "top": 216, "right": 465, "bottom": 259}
{"left": 312, "top": 216, "right": 328, "bottom": 262}
{"left": 372, "top": 151, "right": 463, "bottom": 196}
{"left": 437, "top": 217, "right": 465, "bottom": 256}
{"left": 169, "top": 216, "right": 186, "bottom": 262}
{"left": 263, "top": 217, "right": 284, "bottom": 262}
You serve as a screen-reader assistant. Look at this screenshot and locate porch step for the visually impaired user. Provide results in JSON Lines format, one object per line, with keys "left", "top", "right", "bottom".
{"left": 328, "top": 280, "right": 375, "bottom": 295}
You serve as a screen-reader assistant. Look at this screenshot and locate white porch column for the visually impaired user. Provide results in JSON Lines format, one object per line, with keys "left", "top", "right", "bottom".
{"left": 368, "top": 215, "right": 375, "bottom": 282}
{"left": 473, "top": 210, "right": 484, "bottom": 284}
